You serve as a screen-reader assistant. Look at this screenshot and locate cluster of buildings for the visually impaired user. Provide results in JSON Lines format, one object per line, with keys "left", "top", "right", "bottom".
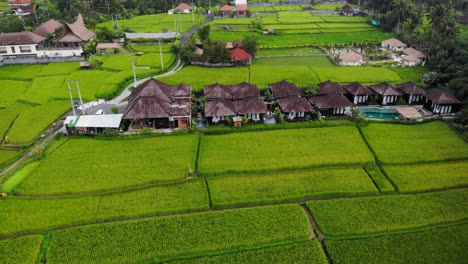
{"left": 0, "top": 14, "right": 94, "bottom": 60}
{"left": 65, "top": 78, "right": 461, "bottom": 133}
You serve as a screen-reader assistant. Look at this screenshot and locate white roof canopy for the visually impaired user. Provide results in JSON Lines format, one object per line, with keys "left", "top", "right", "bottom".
{"left": 65, "top": 114, "right": 123, "bottom": 128}
{"left": 125, "top": 32, "right": 176, "bottom": 40}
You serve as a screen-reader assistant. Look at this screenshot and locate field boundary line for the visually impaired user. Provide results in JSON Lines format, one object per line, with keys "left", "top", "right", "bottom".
{"left": 362, "top": 166, "right": 383, "bottom": 193}
{"left": 2, "top": 188, "right": 467, "bottom": 241}
{"left": 37, "top": 232, "right": 52, "bottom": 264}
{"left": 301, "top": 204, "right": 333, "bottom": 264}
{"left": 355, "top": 124, "right": 399, "bottom": 191}
{"left": 194, "top": 133, "right": 202, "bottom": 175}
{"left": 378, "top": 157, "right": 468, "bottom": 166}
{"left": 152, "top": 238, "right": 309, "bottom": 264}
{"left": 203, "top": 177, "right": 213, "bottom": 209}
{"left": 324, "top": 219, "right": 468, "bottom": 241}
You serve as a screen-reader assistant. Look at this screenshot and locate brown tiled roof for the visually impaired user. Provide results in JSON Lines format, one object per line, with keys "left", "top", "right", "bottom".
{"left": 338, "top": 50, "right": 364, "bottom": 62}
{"left": 205, "top": 100, "right": 236, "bottom": 117}
{"left": 59, "top": 13, "right": 95, "bottom": 42}
{"left": 175, "top": 3, "right": 192, "bottom": 10}
{"left": 268, "top": 80, "right": 302, "bottom": 98}
{"left": 369, "top": 82, "right": 401, "bottom": 96}
{"left": 0, "top": 31, "right": 44, "bottom": 45}
{"left": 231, "top": 47, "right": 252, "bottom": 61}
{"left": 277, "top": 97, "right": 314, "bottom": 113}
{"left": 396, "top": 82, "right": 426, "bottom": 96}
{"left": 317, "top": 80, "right": 347, "bottom": 95}
{"left": 403, "top": 47, "right": 426, "bottom": 58}
{"left": 309, "top": 94, "right": 354, "bottom": 109}
{"left": 34, "top": 20, "right": 63, "bottom": 37}
{"left": 341, "top": 4, "right": 353, "bottom": 13}
{"left": 123, "top": 78, "right": 191, "bottom": 120}
{"left": 204, "top": 82, "right": 260, "bottom": 100}
{"left": 343, "top": 82, "right": 374, "bottom": 96}
{"left": 425, "top": 91, "right": 461, "bottom": 104}
{"left": 236, "top": 5, "right": 247, "bottom": 11}
{"left": 402, "top": 54, "right": 421, "bottom": 63}
{"left": 220, "top": 5, "right": 233, "bottom": 11}
{"left": 382, "top": 38, "right": 406, "bottom": 47}
{"left": 234, "top": 98, "right": 267, "bottom": 115}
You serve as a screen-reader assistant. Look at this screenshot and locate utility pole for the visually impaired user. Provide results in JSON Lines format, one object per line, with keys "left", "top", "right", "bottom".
{"left": 67, "top": 80, "right": 84, "bottom": 116}
{"left": 132, "top": 61, "right": 150, "bottom": 84}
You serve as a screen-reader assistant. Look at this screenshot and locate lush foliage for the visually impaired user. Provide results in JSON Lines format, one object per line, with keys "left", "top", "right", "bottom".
{"left": 325, "top": 224, "right": 468, "bottom": 264}
{"left": 46, "top": 205, "right": 310, "bottom": 264}
{"left": 307, "top": 188, "right": 468, "bottom": 237}
{"left": 361, "top": 122, "right": 468, "bottom": 164}
{"left": 384, "top": 162, "right": 468, "bottom": 193}
{"left": 0, "top": 179, "right": 208, "bottom": 236}
{"left": 0, "top": 235, "right": 43, "bottom": 264}
{"left": 199, "top": 127, "right": 374, "bottom": 175}
{"left": 208, "top": 167, "right": 378, "bottom": 207}
{"left": 15, "top": 136, "right": 198, "bottom": 194}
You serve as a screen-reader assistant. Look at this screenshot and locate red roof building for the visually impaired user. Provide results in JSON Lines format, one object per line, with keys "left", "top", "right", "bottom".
{"left": 230, "top": 47, "right": 252, "bottom": 65}
{"left": 220, "top": 5, "right": 233, "bottom": 16}
{"left": 236, "top": 5, "right": 248, "bottom": 16}
{"left": 175, "top": 3, "right": 192, "bottom": 13}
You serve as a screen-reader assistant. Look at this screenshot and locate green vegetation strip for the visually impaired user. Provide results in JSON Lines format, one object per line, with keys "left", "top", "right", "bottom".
{"left": 384, "top": 161, "right": 468, "bottom": 193}
{"left": 0, "top": 235, "right": 43, "bottom": 264}
{"left": 0, "top": 179, "right": 208, "bottom": 237}
{"left": 361, "top": 122, "right": 468, "bottom": 164}
{"left": 15, "top": 135, "right": 198, "bottom": 195}
{"left": 198, "top": 126, "right": 374, "bottom": 175}
{"left": 0, "top": 162, "right": 40, "bottom": 193}
{"left": 164, "top": 240, "right": 327, "bottom": 264}
{"left": 325, "top": 224, "right": 468, "bottom": 264}
{"left": 363, "top": 166, "right": 395, "bottom": 193}
{"left": 208, "top": 167, "right": 378, "bottom": 207}
{"left": 46, "top": 204, "right": 310, "bottom": 264}
{"left": 307, "top": 188, "right": 468, "bottom": 237}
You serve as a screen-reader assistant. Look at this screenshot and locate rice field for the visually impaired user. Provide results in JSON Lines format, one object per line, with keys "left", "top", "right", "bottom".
{"left": 14, "top": 135, "right": 198, "bottom": 194}
{"left": 198, "top": 126, "right": 374, "bottom": 175}
{"left": 0, "top": 80, "right": 30, "bottom": 107}
{"left": 384, "top": 161, "right": 468, "bottom": 192}
{"left": 361, "top": 122, "right": 468, "bottom": 164}
{"left": 208, "top": 167, "right": 378, "bottom": 207}
{"left": 0, "top": 235, "right": 43, "bottom": 264}
{"left": 307, "top": 188, "right": 468, "bottom": 237}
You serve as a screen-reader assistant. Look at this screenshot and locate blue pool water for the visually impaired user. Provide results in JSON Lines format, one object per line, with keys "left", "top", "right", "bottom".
{"left": 360, "top": 108, "right": 399, "bottom": 120}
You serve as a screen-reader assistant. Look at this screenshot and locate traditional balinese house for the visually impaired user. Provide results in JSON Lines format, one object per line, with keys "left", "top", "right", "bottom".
{"left": 9, "top": 0, "right": 36, "bottom": 20}
{"left": 58, "top": 13, "right": 95, "bottom": 47}
{"left": 341, "top": 4, "right": 354, "bottom": 16}
{"left": 382, "top": 38, "right": 406, "bottom": 51}
{"left": 401, "top": 54, "right": 421, "bottom": 66}
{"left": 122, "top": 78, "right": 192, "bottom": 130}
{"left": 337, "top": 50, "right": 364, "bottom": 66}
{"left": 220, "top": 5, "right": 233, "bottom": 16}
{"left": 0, "top": 32, "right": 44, "bottom": 57}
{"left": 396, "top": 82, "right": 426, "bottom": 104}
{"left": 309, "top": 94, "right": 354, "bottom": 116}
{"left": 369, "top": 82, "right": 402, "bottom": 105}
{"left": 343, "top": 82, "right": 374, "bottom": 105}
{"left": 317, "top": 80, "right": 347, "bottom": 95}
{"left": 96, "top": 43, "right": 122, "bottom": 55}
{"left": 204, "top": 82, "right": 266, "bottom": 124}
{"left": 268, "top": 80, "right": 312, "bottom": 120}
{"left": 402, "top": 47, "right": 426, "bottom": 65}
{"left": 175, "top": 3, "right": 192, "bottom": 13}
{"left": 64, "top": 114, "right": 123, "bottom": 134}
{"left": 34, "top": 19, "right": 63, "bottom": 37}
{"left": 236, "top": 5, "right": 248, "bottom": 16}
{"left": 230, "top": 47, "right": 252, "bottom": 65}
{"left": 424, "top": 91, "right": 461, "bottom": 115}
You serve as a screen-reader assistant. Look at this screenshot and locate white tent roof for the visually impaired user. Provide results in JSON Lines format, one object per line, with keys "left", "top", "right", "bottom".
{"left": 125, "top": 32, "right": 176, "bottom": 40}
{"left": 65, "top": 114, "right": 123, "bottom": 128}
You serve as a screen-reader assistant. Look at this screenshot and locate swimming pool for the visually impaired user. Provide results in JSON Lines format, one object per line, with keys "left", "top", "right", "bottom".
{"left": 359, "top": 108, "right": 399, "bottom": 120}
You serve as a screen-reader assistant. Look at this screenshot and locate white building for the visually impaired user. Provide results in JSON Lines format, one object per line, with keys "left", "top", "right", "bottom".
{"left": 382, "top": 38, "right": 406, "bottom": 51}
{"left": 0, "top": 32, "right": 44, "bottom": 57}
{"left": 337, "top": 50, "right": 364, "bottom": 66}
{"left": 235, "top": 0, "right": 247, "bottom": 6}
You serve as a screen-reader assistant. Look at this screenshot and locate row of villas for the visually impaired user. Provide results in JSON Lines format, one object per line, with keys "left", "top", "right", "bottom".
{"left": 84, "top": 78, "right": 461, "bottom": 132}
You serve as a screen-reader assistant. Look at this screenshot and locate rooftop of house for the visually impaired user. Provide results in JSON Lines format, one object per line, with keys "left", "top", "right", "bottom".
{"left": 96, "top": 43, "right": 122, "bottom": 49}
{"left": 220, "top": 5, "right": 233, "bottom": 11}
{"left": 268, "top": 80, "right": 303, "bottom": 98}
{"left": 59, "top": 13, "right": 95, "bottom": 43}
{"left": 175, "top": 3, "right": 192, "bottom": 10}
{"left": 382, "top": 38, "right": 406, "bottom": 47}
{"left": 236, "top": 5, "right": 247, "bottom": 11}
{"left": 396, "top": 82, "right": 426, "bottom": 95}
{"left": 277, "top": 97, "right": 314, "bottom": 113}
{"left": 343, "top": 82, "right": 374, "bottom": 96}
{"left": 205, "top": 98, "right": 266, "bottom": 117}
{"left": 425, "top": 91, "right": 461, "bottom": 104}
{"left": 34, "top": 19, "right": 63, "bottom": 37}
{"left": 369, "top": 82, "right": 402, "bottom": 96}
{"left": 0, "top": 31, "right": 44, "bottom": 45}
{"left": 204, "top": 82, "right": 260, "bottom": 100}
{"left": 341, "top": 4, "right": 353, "bottom": 13}
{"left": 230, "top": 47, "right": 252, "bottom": 61}
{"left": 317, "top": 80, "right": 347, "bottom": 95}
{"left": 403, "top": 47, "right": 426, "bottom": 58}
{"left": 309, "top": 94, "right": 354, "bottom": 109}
{"left": 338, "top": 50, "right": 364, "bottom": 62}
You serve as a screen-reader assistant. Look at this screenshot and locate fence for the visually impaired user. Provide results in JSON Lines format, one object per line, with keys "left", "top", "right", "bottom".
{"left": 0, "top": 56, "right": 84, "bottom": 66}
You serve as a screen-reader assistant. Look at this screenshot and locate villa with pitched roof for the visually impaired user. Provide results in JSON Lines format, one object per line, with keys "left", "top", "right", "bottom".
{"left": 268, "top": 80, "right": 314, "bottom": 121}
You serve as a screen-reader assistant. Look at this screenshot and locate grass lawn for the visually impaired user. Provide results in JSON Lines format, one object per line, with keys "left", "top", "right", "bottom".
{"left": 198, "top": 126, "right": 374, "bottom": 175}
{"left": 21, "top": 75, "right": 68, "bottom": 104}
{"left": 0, "top": 64, "right": 44, "bottom": 79}
{"left": 254, "top": 56, "right": 333, "bottom": 67}
{"left": 6, "top": 100, "right": 70, "bottom": 145}
{"left": 100, "top": 54, "right": 138, "bottom": 71}
{"left": 384, "top": 161, "right": 468, "bottom": 193}
{"left": 0, "top": 179, "right": 209, "bottom": 236}
{"left": 0, "top": 80, "right": 30, "bottom": 107}
{"left": 325, "top": 224, "right": 468, "bottom": 264}
{"left": 15, "top": 135, "right": 198, "bottom": 194}
{"left": 0, "top": 235, "right": 43, "bottom": 264}
{"left": 307, "top": 188, "right": 468, "bottom": 237}
{"left": 361, "top": 121, "right": 468, "bottom": 164}
{"left": 311, "top": 67, "right": 401, "bottom": 84}
{"left": 37, "top": 62, "right": 80, "bottom": 76}
{"left": 169, "top": 240, "right": 327, "bottom": 264}
{"left": 389, "top": 66, "right": 429, "bottom": 83}
{"left": 46, "top": 204, "right": 310, "bottom": 264}
{"left": 208, "top": 167, "right": 378, "bottom": 207}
